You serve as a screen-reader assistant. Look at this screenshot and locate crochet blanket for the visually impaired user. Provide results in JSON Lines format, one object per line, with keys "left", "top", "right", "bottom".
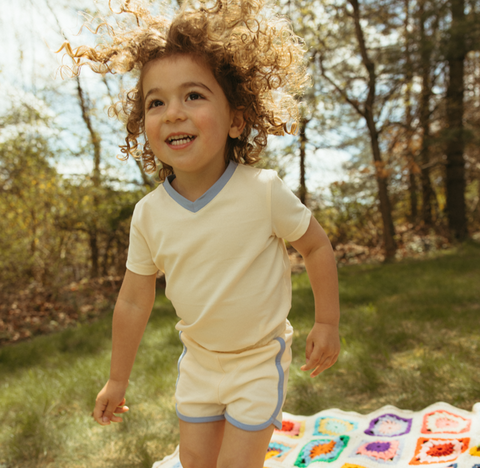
{"left": 152, "top": 402, "right": 480, "bottom": 467}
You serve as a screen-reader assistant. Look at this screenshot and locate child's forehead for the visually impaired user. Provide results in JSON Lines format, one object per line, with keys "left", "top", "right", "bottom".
{"left": 143, "top": 54, "right": 212, "bottom": 77}
{"left": 142, "top": 54, "right": 220, "bottom": 94}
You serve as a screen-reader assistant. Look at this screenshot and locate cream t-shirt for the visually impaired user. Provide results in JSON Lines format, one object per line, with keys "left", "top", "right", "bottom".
{"left": 127, "top": 162, "right": 311, "bottom": 352}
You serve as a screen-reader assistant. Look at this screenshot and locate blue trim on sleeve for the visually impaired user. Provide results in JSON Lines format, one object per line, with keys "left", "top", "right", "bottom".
{"left": 164, "top": 161, "right": 237, "bottom": 213}
{"left": 224, "top": 337, "right": 286, "bottom": 432}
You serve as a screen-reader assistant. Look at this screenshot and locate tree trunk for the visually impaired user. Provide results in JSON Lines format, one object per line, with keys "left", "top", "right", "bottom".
{"left": 89, "top": 230, "right": 99, "bottom": 279}
{"left": 135, "top": 158, "right": 156, "bottom": 188}
{"left": 445, "top": 0, "right": 468, "bottom": 240}
{"left": 367, "top": 120, "right": 397, "bottom": 260}
{"left": 349, "top": 0, "right": 397, "bottom": 260}
{"left": 76, "top": 76, "right": 102, "bottom": 277}
{"left": 298, "top": 117, "right": 308, "bottom": 205}
{"left": 102, "top": 76, "right": 155, "bottom": 189}
{"left": 408, "top": 171, "right": 418, "bottom": 224}
{"left": 418, "top": 0, "right": 435, "bottom": 229}
{"left": 404, "top": 0, "right": 418, "bottom": 225}
{"left": 102, "top": 235, "right": 115, "bottom": 276}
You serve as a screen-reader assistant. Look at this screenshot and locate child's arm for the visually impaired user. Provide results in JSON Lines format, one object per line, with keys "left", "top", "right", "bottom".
{"left": 92, "top": 269, "right": 157, "bottom": 425}
{"left": 290, "top": 216, "right": 341, "bottom": 378}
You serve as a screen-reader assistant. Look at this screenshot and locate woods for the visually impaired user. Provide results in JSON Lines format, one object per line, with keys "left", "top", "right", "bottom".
{"left": 286, "top": 0, "right": 480, "bottom": 259}
{"left": 0, "top": 0, "right": 479, "bottom": 343}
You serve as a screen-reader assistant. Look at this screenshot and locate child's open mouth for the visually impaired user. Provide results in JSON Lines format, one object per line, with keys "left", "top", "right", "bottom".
{"left": 167, "top": 134, "right": 196, "bottom": 146}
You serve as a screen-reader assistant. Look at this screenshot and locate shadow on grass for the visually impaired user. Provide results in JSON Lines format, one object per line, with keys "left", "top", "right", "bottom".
{"left": 286, "top": 241, "right": 480, "bottom": 415}
{"left": 0, "top": 291, "right": 181, "bottom": 468}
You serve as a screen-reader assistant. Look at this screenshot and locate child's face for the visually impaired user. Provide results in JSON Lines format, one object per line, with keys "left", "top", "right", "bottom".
{"left": 143, "top": 55, "right": 243, "bottom": 179}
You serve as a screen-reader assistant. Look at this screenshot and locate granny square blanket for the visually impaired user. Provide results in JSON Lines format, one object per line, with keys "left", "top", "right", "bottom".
{"left": 152, "top": 402, "right": 480, "bottom": 467}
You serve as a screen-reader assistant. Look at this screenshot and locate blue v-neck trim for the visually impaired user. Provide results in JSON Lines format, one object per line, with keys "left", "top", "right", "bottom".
{"left": 164, "top": 162, "right": 237, "bottom": 213}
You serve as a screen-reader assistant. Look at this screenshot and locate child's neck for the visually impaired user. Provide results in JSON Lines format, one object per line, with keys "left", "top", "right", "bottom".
{"left": 171, "top": 163, "right": 228, "bottom": 202}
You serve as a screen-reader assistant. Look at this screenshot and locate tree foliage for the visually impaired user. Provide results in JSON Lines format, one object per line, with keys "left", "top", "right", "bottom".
{"left": 283, "top": 0, "right": 479, "bottom": 257}
{"left": 0, "top": 85, "right": 144, "bottom": 293}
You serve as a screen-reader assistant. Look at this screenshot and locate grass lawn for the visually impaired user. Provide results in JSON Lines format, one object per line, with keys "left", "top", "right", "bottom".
{"left": 1, "top": 241, "right": 479, "bottom": 467}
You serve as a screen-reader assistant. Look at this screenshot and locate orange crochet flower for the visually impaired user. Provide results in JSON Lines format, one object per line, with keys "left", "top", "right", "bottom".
{"left": 426, "top": 443, "right": 454, "bottom": 456}
{"left": 282, "top": 421, "right": 294, "bottom": 432}
{"left": 310, "top": 440, "right": 336, "bottom": 456}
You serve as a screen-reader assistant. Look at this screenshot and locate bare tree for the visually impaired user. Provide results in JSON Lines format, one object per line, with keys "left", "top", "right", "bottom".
{"left": 444, "top": 0, "right": 469, "bottom": 240}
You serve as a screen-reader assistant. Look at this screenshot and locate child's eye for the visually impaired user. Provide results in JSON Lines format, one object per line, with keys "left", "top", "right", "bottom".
{"left": 187, "top": 92, "right": 203, "bottom": 101}
{"left": 148, "top": 99, "right": 164, "bottom": 109}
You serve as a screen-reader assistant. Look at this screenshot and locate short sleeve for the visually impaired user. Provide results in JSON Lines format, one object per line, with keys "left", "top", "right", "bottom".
{"left": 126, "top": 205, "right": 159, "bottom": 276}
{"left": 271, "top": 172, "right": 311, "bottom": 242}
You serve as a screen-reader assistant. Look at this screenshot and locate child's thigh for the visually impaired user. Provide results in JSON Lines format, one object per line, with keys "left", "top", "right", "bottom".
{"left": 217, "top": 421, "right": 275, "bottom": 468}
{"left": 179, "top": 419, "right": 225, "bottom": 468}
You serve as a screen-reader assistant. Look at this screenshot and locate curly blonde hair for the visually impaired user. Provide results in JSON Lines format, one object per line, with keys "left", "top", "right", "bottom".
{"left": 58, "top": 0, "right": 309, "bottom": 182}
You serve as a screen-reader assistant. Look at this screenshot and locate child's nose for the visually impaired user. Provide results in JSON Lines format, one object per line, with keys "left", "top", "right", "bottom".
{"left": 163, "top": 100, "right": 187, "bottom": 123}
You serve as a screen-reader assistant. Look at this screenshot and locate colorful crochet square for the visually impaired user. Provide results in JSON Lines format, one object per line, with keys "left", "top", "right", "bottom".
{"left": 421, "top": 410, "right": 471, "bottom": 434}
{"left": 275, "top": 419, "right": 305, "bottom": 439}
{"left": 470, "top": 445, "right": 480, "bottom": 456}
{"left": 314, "top": 416, "right": 357, "bottom": 436}
{"left": 340, "top": 464, "right": 368, "bottom": 468}
{"left": 410, "top": 437, "right": 470, "bottom": 465}
{"left": 294, "top": 436, "right": 349, "bottom": 466}
{"left": 265, "top": 441, "right": 295, "bottom": 462}
{"left": 365, "top": 413, "right": 412, "bottom": 437}
{"left": 352, "top": 439, "right": 403, "bottom": 464}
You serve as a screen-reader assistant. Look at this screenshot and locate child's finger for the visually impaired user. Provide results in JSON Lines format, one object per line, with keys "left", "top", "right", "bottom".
{"left": 301, "top": 351, "right": 328, "bottom": 374}
{"left": 92, "top": 401, "right": 108, "bottom": 424}
{"left": 114, "top": 398, "right": 129, "bottom": 414}
{"left": 101, "top": 408, "right": 115, "bottom": 424}
{"left": 310, "top": 356, "right": 336, "bottom": 377}
{"left": 304, "top": 339, "right": 313, "bottom": 362}
{"left": 110, "top": 414, "right": 125, "bottom": 423}
{"left": 115, "top": 405, "right": 130, "bottom": 414}
{"left": 301, "top": 345, "right": 339, "bottom": 375}
{"left": 302, "top": 341, "right": 326, "bottom": 369}
{"left": 100, "top": 398, "right": 128, "bottom": 425}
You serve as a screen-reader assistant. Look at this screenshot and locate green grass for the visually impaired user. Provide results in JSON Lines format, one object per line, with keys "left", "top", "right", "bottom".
{"left": 287, "top": 241, "right": 480, "bottom": 416}
{"left": 1, "top": 241, "right": 479, "bottom": 467}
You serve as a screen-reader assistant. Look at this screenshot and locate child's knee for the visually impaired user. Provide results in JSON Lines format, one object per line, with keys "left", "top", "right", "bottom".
{"left": 217, "top": 452, "right": 265, "bottom": 468}
{"left": 179, "top": 446, "right": 217, "bottom": 468}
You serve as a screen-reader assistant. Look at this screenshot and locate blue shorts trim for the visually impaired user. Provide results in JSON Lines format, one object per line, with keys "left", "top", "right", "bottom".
{"left": 175, "top": 331, "right": 187, "bottom": 390}
{"left": 176, "top": 405, "right": 225, "bottom": 424}
{"left": 223, "top": 337, "right": 285, "bottom": 431}
{"left": 176, "top": 335, "right": 286, "bottom": 432}
{"left": 225, "top": 413, "right": 282, "bottom": 431}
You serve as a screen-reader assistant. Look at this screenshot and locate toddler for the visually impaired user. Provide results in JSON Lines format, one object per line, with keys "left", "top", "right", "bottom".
{"left": 59, "top": 1, "right": 340, "bottom": 467}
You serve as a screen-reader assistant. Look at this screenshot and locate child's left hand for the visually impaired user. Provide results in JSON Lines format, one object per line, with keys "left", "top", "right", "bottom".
{"left": 301, "top": 322, "right": 340, "bottom": 377}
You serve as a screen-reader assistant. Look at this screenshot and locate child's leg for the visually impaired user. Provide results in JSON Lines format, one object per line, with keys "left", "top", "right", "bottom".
{"left": 179, "top": 419, "right": 273, "bottom": 468}
{"left": 217, "top": 421, "right": 274, "bottom": 468}
{"left": 179, "top": 419, "right": 225, "bottom": 468}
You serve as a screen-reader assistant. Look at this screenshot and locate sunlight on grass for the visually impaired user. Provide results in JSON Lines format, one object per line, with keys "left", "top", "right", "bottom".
{"left": 286, "top": 241, "right": 480, "bottom": 417}
{"left": 1, "top": 241, "right": 479, "bottom": 467}
{"left": 0, "top": 297, "right": 180, "bottom": 468}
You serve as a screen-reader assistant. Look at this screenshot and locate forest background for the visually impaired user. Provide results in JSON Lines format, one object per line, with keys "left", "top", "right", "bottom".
{"left": 0, "top": 0, "right": 479, "bottom": 346}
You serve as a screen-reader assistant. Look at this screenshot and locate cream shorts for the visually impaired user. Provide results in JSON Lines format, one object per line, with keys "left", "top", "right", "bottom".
{"left": 175, "top": 320, "right": 293, "bottom": 431}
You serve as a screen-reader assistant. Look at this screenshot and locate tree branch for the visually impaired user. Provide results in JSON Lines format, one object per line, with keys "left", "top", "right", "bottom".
{"left": 318, "top": 54, "right": 366, "bottom": 118}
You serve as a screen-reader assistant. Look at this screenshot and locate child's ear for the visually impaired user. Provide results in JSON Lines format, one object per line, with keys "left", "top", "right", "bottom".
{"left": 229, "top": 108, "right": 246, "bottom": 138}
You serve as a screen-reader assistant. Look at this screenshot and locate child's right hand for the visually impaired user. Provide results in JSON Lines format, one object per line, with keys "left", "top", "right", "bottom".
{"left": 93, "top": 380, "right": 130, "bottom": 425}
